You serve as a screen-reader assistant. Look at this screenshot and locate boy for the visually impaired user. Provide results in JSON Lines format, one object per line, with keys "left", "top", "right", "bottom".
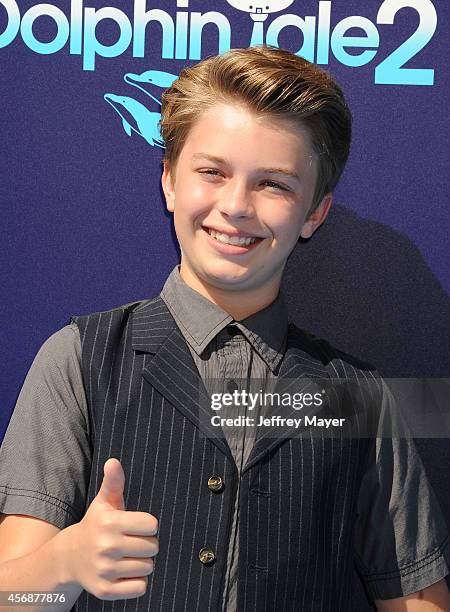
{"left": 0, "top": 46, "right": 449, "bottom": 611}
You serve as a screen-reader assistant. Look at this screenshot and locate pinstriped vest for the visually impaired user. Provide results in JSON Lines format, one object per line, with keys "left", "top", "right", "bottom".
{"left": 70, "top": 295, "right": 374, "bottom": 612}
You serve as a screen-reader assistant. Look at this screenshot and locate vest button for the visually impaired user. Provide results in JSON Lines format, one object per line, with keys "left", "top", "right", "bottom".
{"left": 227, "top": 379, "right": 238, "bottom": 393}
{"left": 198, "top": 547, "right": 216, "bottom": 565}
{"left": 207, "top": 475, "right": 224, "bottom": 493}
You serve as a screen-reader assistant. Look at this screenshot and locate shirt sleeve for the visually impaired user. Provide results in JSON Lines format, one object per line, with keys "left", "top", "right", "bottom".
{"left": 354, "top": 378, "right": 450, "bottom": 601}
{"left": 0, "top": 323, "right": 92, "bottom": 530}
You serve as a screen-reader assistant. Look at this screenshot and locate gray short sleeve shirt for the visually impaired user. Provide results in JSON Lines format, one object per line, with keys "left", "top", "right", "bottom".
{"left": 1, "top": 279, "right": 449, "bottom": 604}
{"left": 0, "top": 323, "right": 91, "bottom": 528}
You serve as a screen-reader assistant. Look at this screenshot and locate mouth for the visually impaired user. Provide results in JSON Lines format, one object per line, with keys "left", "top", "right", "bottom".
{"left": 202, "top": 226, "right": 265, "bottom": 253}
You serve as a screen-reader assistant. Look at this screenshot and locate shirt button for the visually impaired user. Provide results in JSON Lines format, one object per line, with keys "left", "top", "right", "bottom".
{"left": 227, "top": 380, "right": 238, "bottom": 393}
{"left": 207, "top": 475, "right": 225, "bottom": 493}
{"left": 198, "top": 547, "right": 216, "bottom": 565}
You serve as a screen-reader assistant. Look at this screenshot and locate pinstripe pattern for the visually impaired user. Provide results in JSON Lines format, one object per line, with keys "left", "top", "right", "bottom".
{"left": 183, "top": 324, "right": 281, "bottom": 612}
{"left": 70, "top": 296, "right": 377, "bottom": 611}
{"left": 158, "top": 265, "right": 287, "bottom": 612}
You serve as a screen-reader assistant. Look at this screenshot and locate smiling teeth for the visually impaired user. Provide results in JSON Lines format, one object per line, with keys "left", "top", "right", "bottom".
{"left": 209, "top": 229, "right": 257, "bottom": 246}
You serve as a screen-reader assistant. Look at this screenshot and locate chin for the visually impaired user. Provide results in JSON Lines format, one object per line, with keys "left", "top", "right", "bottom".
{"left": 200, "top": 266, "right": 252, "bottom": 287}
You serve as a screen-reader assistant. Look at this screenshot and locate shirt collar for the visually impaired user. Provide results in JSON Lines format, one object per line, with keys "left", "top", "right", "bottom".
{"left": 160, "top": 265, "right": 288, "bottom": 372}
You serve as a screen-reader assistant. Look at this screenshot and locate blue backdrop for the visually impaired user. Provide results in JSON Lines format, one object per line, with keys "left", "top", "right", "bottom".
{"left": 1, "top": 1, "right": 449, "bottom": 607}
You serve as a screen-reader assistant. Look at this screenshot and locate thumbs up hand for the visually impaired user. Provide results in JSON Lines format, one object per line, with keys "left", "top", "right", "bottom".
{"left": 65, "top": 458, "right": 158, "bottom": 601}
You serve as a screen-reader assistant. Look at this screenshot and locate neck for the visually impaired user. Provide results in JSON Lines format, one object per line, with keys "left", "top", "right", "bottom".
{"left": 178, "top": 263, "right": 281, "bottom": 321}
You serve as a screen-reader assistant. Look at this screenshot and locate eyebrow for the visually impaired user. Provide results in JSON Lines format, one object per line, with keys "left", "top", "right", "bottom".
{"left": 191, "top": 153, "right": 301, "bottom": 181}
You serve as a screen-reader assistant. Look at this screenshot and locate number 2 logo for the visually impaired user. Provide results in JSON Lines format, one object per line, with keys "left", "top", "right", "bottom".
{"left": 375, "top": 0, "right": 437, "bottom": 85}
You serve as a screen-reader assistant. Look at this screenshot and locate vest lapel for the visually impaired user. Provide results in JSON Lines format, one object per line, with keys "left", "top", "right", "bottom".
{"left": 131, "top": 296, "right": 235, "bottom": 465}
{"left": 131, "top": 298, "right": 331, "bottom": 473}
{"left": 242, "top": 324, "right": 331, "bottom": 473}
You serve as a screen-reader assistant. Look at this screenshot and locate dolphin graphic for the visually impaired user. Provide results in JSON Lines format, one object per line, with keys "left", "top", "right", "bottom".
{"left": 226, "top": 0, "right": 294, "bottom": 19}
{"left": 124, "top": 70, "right": 178, "bottom": 106}
{"left": 104, "top": 93, "right": 164, "bottom": 148}
{"left": 225, "top": 0, "right": 295, "bottom": 43}
{"left": 225, "top": 0, "right": 295, "bottom": 19}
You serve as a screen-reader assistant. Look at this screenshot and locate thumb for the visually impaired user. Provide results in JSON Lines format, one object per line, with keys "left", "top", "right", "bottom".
{"left": 96, "top": 458, "right": 126, "bottom": 510}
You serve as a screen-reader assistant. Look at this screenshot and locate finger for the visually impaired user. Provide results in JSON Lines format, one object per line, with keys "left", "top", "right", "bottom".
{"left": 98, "top": 577, "right": 148, "bottom": 600}
{"left": 97, "top": 458, "right": 126, "bottom": 510}
{"left": 120, "top": 535, "right": 159, "bottom": 558}
{"left": 113, "top": 511, "right": 159, "bottom": 536}
{"left": 103, "top": 557, "right": 155, "bottom": 580}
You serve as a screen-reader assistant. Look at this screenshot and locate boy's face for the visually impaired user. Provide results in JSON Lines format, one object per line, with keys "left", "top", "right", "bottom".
{"left": 161, "top": 102, "right": 332, "bottom": 303}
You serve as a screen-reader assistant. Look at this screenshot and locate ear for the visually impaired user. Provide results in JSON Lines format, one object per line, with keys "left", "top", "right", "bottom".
{"left": 161, "top": 161, "right": 175, "bottom": 213}
{"left": 300, "top": 193, "right": 333, "bottom": 239}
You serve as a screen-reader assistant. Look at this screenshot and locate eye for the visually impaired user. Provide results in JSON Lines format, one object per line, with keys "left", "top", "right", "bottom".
{"left": 198, "top": 169, "right": 222, "bottom": 178}
{"left": 262, "top": 180, "right": 289, "bottom": 192}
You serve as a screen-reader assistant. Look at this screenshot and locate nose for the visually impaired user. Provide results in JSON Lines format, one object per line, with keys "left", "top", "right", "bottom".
{"left": 216, "top": 177, "right": 254, "bottom": 219}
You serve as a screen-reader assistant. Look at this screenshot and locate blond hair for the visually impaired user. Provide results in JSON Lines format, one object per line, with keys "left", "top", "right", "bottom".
{"left": 159, "top": 45, "right": 352, "bottom": 213}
